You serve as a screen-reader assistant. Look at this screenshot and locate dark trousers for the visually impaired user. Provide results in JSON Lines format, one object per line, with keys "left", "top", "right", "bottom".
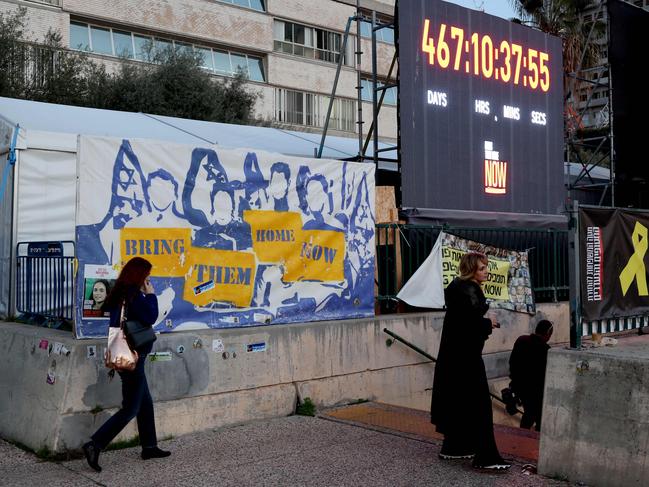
{"left": 92, "top": 357, "right": 157, "bottom": 449}
{"left": 520, "top": 393, "right": 543, "bottom": 431}
{"left": 440, "top": 393, "right": 502, "bottom": 464}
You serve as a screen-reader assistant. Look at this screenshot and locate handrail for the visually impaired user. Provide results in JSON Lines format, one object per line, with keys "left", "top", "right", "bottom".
{"left": 382, "top": 328, "right": 523, "bottom": 414}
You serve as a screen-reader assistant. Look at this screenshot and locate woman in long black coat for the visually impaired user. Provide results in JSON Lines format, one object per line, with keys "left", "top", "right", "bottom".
{"left": 430, "top": 252, "right": 510, "bottom": 471}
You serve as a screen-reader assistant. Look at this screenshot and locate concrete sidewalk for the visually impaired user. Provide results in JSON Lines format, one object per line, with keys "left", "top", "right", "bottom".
{"left": 0, "top": 414, "right": 581, "bottom": 487}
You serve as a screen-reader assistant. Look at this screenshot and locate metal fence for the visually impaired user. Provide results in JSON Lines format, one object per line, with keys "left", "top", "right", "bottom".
{"left": 581, "top": 316, "right": 649, "bottom": 336}
{"left": 376, "top": 224, "right": 569, "bottom": 308}
{"left": 16, "top": 241, "right": 75, "bottom": 320}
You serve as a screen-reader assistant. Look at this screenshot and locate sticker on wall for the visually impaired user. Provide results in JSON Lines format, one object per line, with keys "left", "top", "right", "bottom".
{"left": 176, "top": 345, "right": 185, "bottom": 354}
{"left": 246, "top": 342, "right": 267, "bottom": 353}
{"left": 192, "top": 338, "right": 203, "bottom": 349}
{"left": 38, "top": 339, "right": 49, "bottom": 350}
{"left": 46, "top": 360, "right": 56, "bottom": 385}
{"left": 53, "top": 342, "right": 63, "bottom": 355}
{"left": 193, "top": 279, "right": 215, "bottom": 296}
{"left": 87, "top": 345, "right": 97, "bottom": 359}
{"left": 212, "top": 339, "right": 224, "bottom": 353}
{"left": 149, "top": 352, "right": 172, "bottom": 362}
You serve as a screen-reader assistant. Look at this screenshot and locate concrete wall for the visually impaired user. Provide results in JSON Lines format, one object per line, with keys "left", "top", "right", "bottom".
{"left": 0, "top": 303, "right": 567, "bottom": 453}
{"left": 539, "top": 342, "right": 649, "bottom": 487}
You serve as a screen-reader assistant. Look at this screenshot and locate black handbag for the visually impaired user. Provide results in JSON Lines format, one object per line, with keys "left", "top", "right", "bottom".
{"left": 122, "top": 304, "right": 157, "bottom": 350}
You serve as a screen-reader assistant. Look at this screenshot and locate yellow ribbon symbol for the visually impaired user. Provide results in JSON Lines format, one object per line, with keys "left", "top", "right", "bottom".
{"left": 619, "top": 221, "right": 649, "bottom": 296}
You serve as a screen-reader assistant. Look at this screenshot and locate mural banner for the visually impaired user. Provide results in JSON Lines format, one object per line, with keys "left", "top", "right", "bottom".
{"left": 579, "top": 207, "right": 649, "bottom": 321}
{"left": 75, "top": 136, "right": 375, "bottom": 338}
{"left": 397, "top": 232, "right": 535, "bottom": 313}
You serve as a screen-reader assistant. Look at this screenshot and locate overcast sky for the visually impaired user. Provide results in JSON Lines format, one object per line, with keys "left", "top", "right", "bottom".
{"left": 443, "top": 0, "right": 518, "bottom": 20}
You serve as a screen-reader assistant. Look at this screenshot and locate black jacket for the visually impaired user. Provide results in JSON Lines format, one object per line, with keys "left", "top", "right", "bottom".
{"left": 509, "top": 333, "right": 550, "bottom": 399}
{"left": 107, "top": 289, "right": 158, "bottom": 356}
{"left": 430, "top": 278, "right": 493, "bottom": 432}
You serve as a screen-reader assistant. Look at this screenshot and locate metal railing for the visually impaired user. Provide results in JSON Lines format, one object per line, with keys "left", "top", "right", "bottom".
{"left": 376, "top": 224, "right": 569, "bottom": 307}
{"left": 15, "top": 241, "right": 75, "bottom": 321}
{"left": 383, "top": 328, "right": 522, "bottom": 414}
{"left": 582, "top": 316, "right": 649, "bottom": 337}
{"left": 26, "top": 0, "right": 61, "bottom": 5}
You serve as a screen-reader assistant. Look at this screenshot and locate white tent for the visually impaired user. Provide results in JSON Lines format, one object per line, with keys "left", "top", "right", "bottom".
{"left": 0, "top": 97, "right": 386, "bottom": 320}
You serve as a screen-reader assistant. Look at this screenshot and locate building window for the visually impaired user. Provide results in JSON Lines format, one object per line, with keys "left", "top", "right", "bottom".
{"left": 215, "top": 0, "right": 265, "bottom": 11}
{"left": 359, "top": 19, "right": 394, "bottom": 44}
{"left": 275, "top": 88, "right": 355, "bottom": 132}
{"left": 360, "top": 78, "right": 397, "bottom": 105}
{"left": 69, "top": 21, "right": 265, "bottom": 82}
{"left": 273, "top": 20, "right": 350, "bottom": 65}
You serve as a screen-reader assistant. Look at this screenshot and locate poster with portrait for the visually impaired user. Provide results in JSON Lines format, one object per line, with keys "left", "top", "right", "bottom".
{"left": 82, "top": 265, "right": 117, "bottom": 319}
{"left": 74, "top": 136, "right": 376, "bottom": 338}
{"left": 397, "top": 232, "right": 535, "bottom": 314}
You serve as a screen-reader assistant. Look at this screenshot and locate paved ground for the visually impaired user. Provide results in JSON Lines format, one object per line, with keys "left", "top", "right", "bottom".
{"left": 0, "top": 413, "right": 584, "bottom": 487}
{"left": 323, "top": 402, "right": 540, "bottom": 463}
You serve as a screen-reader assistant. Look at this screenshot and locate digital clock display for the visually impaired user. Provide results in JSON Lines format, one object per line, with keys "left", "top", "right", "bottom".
{"left": 421, "top": 21, "right": 551, "bottom": 92}
{"left": 399, "top": 0, "right": 564, "bottom": 215}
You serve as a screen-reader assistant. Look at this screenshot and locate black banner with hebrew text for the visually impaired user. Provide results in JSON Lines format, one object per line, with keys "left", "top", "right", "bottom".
{"left": 580, "top": 207, "right": 649, "bottom": 321}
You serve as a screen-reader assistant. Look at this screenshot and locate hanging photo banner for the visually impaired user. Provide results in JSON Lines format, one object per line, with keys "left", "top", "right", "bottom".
{"left": 82, "top": 265, "right": 118, "bottom": 319}
{"left": 74, "top": 136, "right": 375, "bottom": 338}
{"left": 579, "top": 207, "right": 649, "bottom": 321}
{"left": 397, "top": 232, "right": 535, "bottom": 314}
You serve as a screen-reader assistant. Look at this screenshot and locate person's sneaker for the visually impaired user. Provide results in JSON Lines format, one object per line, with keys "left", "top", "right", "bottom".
{"left": 472, "top": 460, "right": 512, "bottom": 471}
{"left": 438, "top": 452, "right": 475, "bottom": 459}
{"left": 141, "top": 446, "right": 171, "bottom": 460}
{"left": 82, "top": 441, "right": 102, "bottom": 472}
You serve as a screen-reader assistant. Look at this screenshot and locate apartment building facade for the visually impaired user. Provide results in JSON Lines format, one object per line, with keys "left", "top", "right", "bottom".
{"left": 0, "top": 0, "right": 397, "bottom": 144}
{"left": 577, "top": 0, "right": 649, "bottom": 129}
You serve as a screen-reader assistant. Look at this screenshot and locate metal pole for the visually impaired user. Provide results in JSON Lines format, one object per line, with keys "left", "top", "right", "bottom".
{"left": 568, "top": 199, "right": 582, "bottom": 348}
{"left": 382, "top": 327, "right": 520, "bottom": 412}
{"left": 607, "top": 19, "right": 615, "bottom": 207}
{"left": 356, "top": 0, "right": 363, "bottom": 160}
{"left": 317, "top": 17, "right": 354, "bottom": 159}
{"left": 371, "top": 11, "right": 379, "bottom": 168}
{"left": 362, "top": 51, "right": 397, "bottom": 158}
{"left": 383, "top": 327, "right": 436, "bottom": 362}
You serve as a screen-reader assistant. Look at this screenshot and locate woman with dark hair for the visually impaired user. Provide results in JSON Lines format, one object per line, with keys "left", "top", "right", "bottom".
{"left": 82, "top": 257, "right": 170, "bottom": 472}
{"left": 88, "top": 279, "right": 110, "bottom": 310}
{"left": 430, "top": 252, "right": 510, "bottom": 471}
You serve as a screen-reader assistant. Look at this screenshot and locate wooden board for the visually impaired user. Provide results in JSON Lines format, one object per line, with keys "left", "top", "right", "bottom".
{"left": 375, "top": 186, "right": 397, "bottom": 224}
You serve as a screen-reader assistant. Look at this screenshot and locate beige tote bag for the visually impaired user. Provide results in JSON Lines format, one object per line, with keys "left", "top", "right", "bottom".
{"left": 104, "top": 305, "right": 138, "bottom": 372}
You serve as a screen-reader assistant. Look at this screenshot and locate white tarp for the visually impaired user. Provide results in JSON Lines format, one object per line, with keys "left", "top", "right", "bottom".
{"left": 396, "top": 234, "right": 444, "bottom": 308}
{"left": 16, "top": 149, "right": 76, "bottom": 242}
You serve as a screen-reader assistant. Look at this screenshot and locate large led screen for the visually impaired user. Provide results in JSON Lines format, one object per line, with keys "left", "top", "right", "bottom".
{"left": 608, "top": 0, "right": 649, "bottom": 208}
{"left": 399, "top": 0, "right": 564, "bottom": 214}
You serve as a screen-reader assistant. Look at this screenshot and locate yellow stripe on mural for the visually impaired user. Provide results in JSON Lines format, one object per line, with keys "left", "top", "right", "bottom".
{"left": 245, "top": 210, "right": 302, "bottom": 264}
{"left": 246, "top": 209, "right": 346, "bottom": 282}
{"left": 120, "top": 228, "right": 191, "bottom": 277}
{"left": 285, "top": 229, "right": 345, "bottom": 282}
{"left": 183, "top": 247, "right": 256, "bottom": 307}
